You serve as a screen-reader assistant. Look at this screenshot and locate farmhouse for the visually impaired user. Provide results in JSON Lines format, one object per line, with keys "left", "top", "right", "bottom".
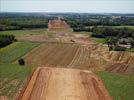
{"left": 48, "top": 17, "right": 70, "bottom": 29}
{"left": 118, "top": 38, "right": 134, "bottom": 48}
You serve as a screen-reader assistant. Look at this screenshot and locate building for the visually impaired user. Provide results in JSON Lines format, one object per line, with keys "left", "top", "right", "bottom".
{"left": 118, "top": 38, "right": 134, "bottom": 49}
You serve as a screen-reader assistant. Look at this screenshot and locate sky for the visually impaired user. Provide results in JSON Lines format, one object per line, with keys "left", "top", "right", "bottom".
{"left": 0, "top": 0, "right": 134, "bottom": 13}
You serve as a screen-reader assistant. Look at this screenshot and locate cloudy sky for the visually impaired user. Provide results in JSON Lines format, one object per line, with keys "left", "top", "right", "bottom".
{"left": 0, "top": 0, "right": 134, "bottom": 13}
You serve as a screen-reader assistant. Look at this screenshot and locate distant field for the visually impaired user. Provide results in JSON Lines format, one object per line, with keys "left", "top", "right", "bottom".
{"left": 97, "top": 25, "right": 134, "bottom": 29}
{"left": 112, "top": 26, "right": 134, "bottom": 29}
{"left": 0, "top": 28, "right": 47, "bottom": 36}
{"left": 0, "top": 42, "right": 40, "bottom": 63}
{"left": 0, "top": 63, "right": 32, "bottom": 99}
{"left": 97, "top": 71, "right": 134, "bottom": 100}
{"left": 94, "top": 38, "right": 106, "bottom": 43}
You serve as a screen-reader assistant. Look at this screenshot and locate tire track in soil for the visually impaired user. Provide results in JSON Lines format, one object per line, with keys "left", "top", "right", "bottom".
{"left": 58, "top": 45, "right": 79, "bottom": 67}
{"left": 80, "top": 71, "right": 111, "bottom": 100}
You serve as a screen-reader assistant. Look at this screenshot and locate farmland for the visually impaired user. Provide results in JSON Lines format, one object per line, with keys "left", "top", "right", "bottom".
{"left": 0, "top": 41, "right": 39, "bottom": 99}
{"left": 0, "top": 12, "right": 134, "bottom": 100}
{"left": 24, "top": 43, "right": 103, "bottom": 71}
{"left": 0, "top": 27, "right": 134, "bottom": 99}
{"left": 0, "top": 42, "right": 40, "bottom": 63}
{"left": 0, "top": 29, "right": 48, "bottom": 36}
{"left": 0, "top": 63, "right": 32, "bottom": 99}
{"left": 24, "top": 43, "right": 80, "bottom": 67}
{"left": 112, "top": 26, "right": 134, "bottom": 30}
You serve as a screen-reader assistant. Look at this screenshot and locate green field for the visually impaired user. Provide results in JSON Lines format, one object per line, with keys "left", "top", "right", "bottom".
{"left": 0, "top": 28, "right": 47, "bottom": 36}
{"left": 127, "top": 48, "right": 134, "bottom": 52}
{"left": 97, "top": 71, "right": 134, "bottom": 100}
{"left": 97, "top": 25, "right": 134, "bottom": 30}
{"left": 0, "top": 42, "right": 40, "bottom": 63}
{"left": 112, "top": 26, "right": 134, "bottom": 29}
{"left": 0, "top": 41, "right": 38, "bottom": 99}
{"left": 0, "top": 63, "right": 32, "bottom": 99}
{"left": 94, "top": 38, "right": 106, "bottom": 43}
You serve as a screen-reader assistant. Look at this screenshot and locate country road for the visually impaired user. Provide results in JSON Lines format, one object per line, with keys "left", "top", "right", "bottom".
{"left": 19, "top": 67, "right": 111, "bottom": 100}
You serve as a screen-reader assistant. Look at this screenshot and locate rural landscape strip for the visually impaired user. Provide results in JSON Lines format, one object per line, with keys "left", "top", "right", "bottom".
{"left": 0, "top": 15, "right": 134, "bottom": 100}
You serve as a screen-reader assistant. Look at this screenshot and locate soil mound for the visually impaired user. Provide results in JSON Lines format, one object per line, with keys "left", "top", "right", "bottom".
{"left": 48, "top": 18, "right": 70, "bottom": 29}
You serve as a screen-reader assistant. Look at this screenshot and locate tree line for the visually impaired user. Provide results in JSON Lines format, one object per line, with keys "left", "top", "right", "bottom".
{"left": 0, "top": 35, "right": 16, "bottom": 47}
{"left": 0, "top": 17, "right": 49, "bottom": 31}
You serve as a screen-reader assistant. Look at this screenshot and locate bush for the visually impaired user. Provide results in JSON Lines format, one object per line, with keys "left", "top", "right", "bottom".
{"left": 73, "top": 27, "right": 91, "bottom": 32}
{"left": 91, "top": 33, "right": 106, "bottom": 38}
{"left": 0, "top": 35, "right": 15, "bottom": 47}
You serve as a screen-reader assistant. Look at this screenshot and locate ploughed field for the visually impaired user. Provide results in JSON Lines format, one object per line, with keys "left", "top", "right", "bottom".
{"left": 24, "top": 43, "right": 94, "bottom": 70}
{"left": 24, "top": 43, "right": 134, "bottom": 74}
{"left": 24, "top": 43, "right": 78, "bottom": 67}
{"left": 19, "top": 67, "right": 111, "bottom": 100}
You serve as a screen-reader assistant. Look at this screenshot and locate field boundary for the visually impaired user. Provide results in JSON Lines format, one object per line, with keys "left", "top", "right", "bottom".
{"left": 16, "top": 68, "right": 37, "bottom": 100}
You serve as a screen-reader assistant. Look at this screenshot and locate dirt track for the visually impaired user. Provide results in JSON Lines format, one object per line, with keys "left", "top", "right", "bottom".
{"left": 19, "top": 67, "right": 111, "bottom": 100}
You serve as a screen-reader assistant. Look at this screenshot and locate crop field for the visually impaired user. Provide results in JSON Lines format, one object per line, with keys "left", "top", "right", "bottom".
{"left": 0, "top": 42, "right": 40, "bottom": 63}
{"left": 97, "top": 26, "right": 134, "bottom": 30}
{"left": 0, "top": 28, "right": 48, "bottom": 36}
{"left": 25, "top": 42, "right": 134, "bottom": 72}
{"left": 19, "top": 67, "right": 111, "bottom": 100}
{"left": 0, "top": 63, "right": 32, "bottom": 99}
{"left": 24, "top": 43, "right": 106, "bottom": 71}
{"left": 112, "top": 26, "right": 134, "bottom": 29}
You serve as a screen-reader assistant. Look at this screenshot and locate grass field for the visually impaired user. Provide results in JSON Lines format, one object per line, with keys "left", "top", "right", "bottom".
{"left": 97, "top": 26, "right": 134, "bottom": 30}
{"left": 0, "top": 28, "right": 47, "bottom": 36}
{"left": 127, "top": 48, "right": 134, "bottom": 52}
{"left": 0, "top": 63, "right": 32, "bottom": 99}
{"left": 112, "top": 26, "right": 134, "bottom": 29}
{"left": 97, "top": 71, "right": 134, "bottom": 100}
{"left": 0, "top": 42, "right": 40, "bottom": 63}
{"left": 94, "top": 38, "right": 106, "bottom": 43}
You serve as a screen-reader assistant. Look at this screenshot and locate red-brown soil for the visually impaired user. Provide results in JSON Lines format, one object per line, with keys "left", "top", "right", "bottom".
{"left": 19, "top": 67, "right": 111, "bottom": 100}
{"left": 48, "top": 18, "right": 70, "bottom": 29}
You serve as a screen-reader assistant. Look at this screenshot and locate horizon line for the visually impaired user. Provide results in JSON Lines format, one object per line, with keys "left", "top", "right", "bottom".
{"left": 0, "top": 11, "right": 134, "bottom": 14}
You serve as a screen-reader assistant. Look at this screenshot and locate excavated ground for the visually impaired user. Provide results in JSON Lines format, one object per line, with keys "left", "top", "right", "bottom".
{"left": 19, "top": 67, "right": 111, "bottom": 100}
{"left": 16, "top": 21, "right": 134, "bottom": 74}
{"left": 88, "top": 44, "right": 134, "bottom": 74}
